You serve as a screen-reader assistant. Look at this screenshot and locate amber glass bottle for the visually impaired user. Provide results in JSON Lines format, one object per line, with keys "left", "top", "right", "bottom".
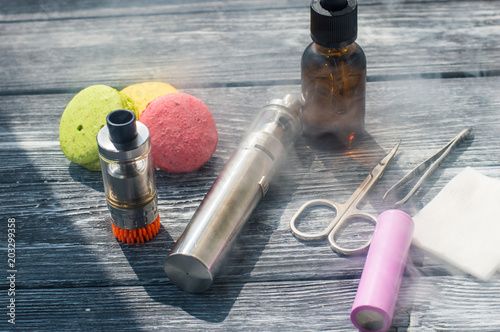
{"left": 301, "top": 0, "right": 366, "bottom": 143}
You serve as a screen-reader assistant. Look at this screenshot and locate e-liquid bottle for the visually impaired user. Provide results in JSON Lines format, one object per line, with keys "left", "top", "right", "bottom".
{"left": 301, "top": 0, "right": 366, "bottom": 143}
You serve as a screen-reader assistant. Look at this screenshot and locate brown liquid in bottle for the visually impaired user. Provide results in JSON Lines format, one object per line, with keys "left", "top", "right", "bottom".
{"left": 301, "top": 42, "right": 366, "bottom": 142}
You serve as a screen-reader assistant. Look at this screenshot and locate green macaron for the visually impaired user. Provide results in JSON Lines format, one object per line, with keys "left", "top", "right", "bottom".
{"left": 59, "top": 85, "right": 138, "bottom": 171}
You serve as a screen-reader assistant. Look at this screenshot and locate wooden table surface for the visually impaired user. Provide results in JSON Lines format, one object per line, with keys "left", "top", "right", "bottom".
{"left": 1, "top": 0, "right": 500, "bottom": 330}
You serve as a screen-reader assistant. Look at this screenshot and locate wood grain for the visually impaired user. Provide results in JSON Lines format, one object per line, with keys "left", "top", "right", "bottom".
{"left": 10, "top": 277, "right": 500, "bottom": 331}
{"left": 1, "top": 1, "right": 499, "bottom": 93}
{"left": 1, "top": 0, "right": 500, "bottom": 331}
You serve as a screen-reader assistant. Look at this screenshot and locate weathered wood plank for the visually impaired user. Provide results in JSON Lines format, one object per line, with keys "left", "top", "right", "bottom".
{"left": 1, "top": 0, "right": 304, "bottom": 19}
{"left": 4, "top": 280, "right": 367, "bottom": 331}
{"left": 8, "top": 276, "right": 500, "bottom": 331}
{"left": 1, "top": 1, "right": 500, "bottom": 330}
{"left": 0, "top": 0, "right": 462, "bottom": 20}
{"left": 1, "top": 1, "right": 499, "bottom": 93}
{"left": 1, "top": 77, "right": 499, "bottom": 293}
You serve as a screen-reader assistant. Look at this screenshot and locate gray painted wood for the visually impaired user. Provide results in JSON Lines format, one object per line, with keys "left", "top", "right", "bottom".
{"left": 1, "top": 0, "right": 500, "bottom": 331}
{"left": 1, "top": 1, "right": 499, "bottom": 93}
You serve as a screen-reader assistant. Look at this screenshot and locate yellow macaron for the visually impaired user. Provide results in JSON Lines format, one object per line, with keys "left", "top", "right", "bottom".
{"left": 121, "top": 82, "right": 178, "bottom": 116}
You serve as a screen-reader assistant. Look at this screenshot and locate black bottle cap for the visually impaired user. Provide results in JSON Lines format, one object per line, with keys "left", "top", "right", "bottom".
{"left": 106, "top": 109, "right": 138, "bottom": 144}
{"left": 320, "top": 0, "right": 348, "bottom": 11}
{"left": 310, "top": 0, "right": 358, "bottom": 48}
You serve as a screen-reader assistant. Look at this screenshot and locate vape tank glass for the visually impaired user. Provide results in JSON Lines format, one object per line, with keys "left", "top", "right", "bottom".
{"left": 97, "top": 109, "right": 160, "bottom": 244}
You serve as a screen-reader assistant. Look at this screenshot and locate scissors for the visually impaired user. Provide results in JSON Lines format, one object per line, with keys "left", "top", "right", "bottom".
{"left": 290, "top": 142, "right": 400, "bottom": 256}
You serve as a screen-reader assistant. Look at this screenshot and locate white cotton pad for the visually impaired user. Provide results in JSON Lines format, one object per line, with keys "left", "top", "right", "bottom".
{"left": 412, "top": 167, "right": 500, "bottom": 281}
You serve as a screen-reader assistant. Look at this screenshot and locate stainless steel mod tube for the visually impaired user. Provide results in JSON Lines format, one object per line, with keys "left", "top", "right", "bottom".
{"left": 164, "top": 95, "right": 302, "bottom": 293}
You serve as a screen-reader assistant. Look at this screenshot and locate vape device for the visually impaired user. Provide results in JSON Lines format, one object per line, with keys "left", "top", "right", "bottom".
{"left": 164, "top": 95, "right": 302, "bottom": 292}
{"left": 97, "top": 109, "right": 160, "bottom": 244}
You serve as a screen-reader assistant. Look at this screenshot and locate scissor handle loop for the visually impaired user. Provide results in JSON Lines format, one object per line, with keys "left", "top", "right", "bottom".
{"left": 290, "top": 199, "right": 343, "bottom": 241}
{"left": 327, "top": 212, "right": 377, "bottom": 256}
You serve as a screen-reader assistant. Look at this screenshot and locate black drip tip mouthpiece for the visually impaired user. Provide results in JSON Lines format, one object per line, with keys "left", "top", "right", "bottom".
{"left": 107, "top": 109, "right": 138, "bottom": 144}
{"left": 320, "top": 0, "right": 348, "bottom": 11}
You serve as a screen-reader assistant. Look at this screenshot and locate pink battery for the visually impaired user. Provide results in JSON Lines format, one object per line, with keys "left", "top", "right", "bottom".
{"left": 350, "top": 209, "right": 414, "bottom": 332}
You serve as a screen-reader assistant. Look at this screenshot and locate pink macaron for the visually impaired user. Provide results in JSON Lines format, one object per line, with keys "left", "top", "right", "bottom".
{"left": 140, "top": 93, "right": 218, "bottom": 173}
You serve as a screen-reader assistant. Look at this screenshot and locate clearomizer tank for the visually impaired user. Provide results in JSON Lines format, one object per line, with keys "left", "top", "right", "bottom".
{"left": 97, "top": 109, "right": 160, "bottom": 244}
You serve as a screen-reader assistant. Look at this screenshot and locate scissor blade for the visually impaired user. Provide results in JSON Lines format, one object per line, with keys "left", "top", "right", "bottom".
{"left": 371, "top": 141, "right": 400, "bottom": 180}
{"left": 345, "top": 141, "right": 401, "bottom": 210}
